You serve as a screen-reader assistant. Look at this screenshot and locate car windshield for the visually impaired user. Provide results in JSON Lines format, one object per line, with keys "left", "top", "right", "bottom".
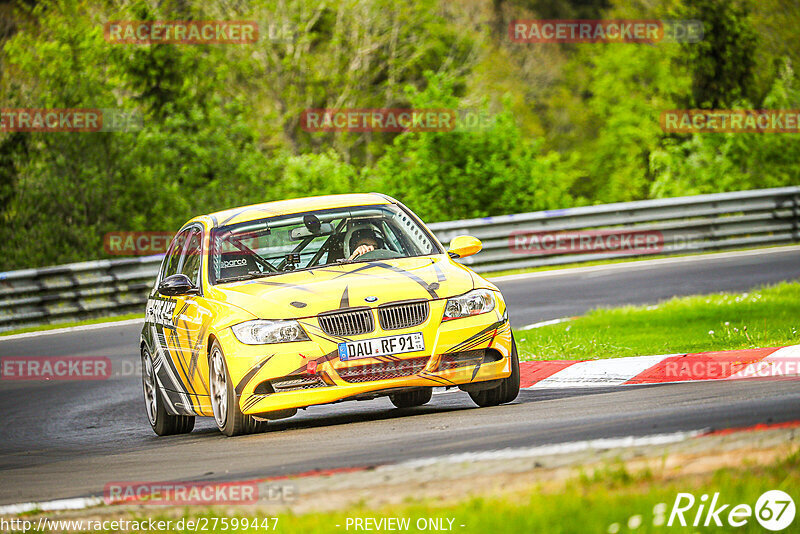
{"left": 209, "top": 204, "right": 440, "bottom": 284}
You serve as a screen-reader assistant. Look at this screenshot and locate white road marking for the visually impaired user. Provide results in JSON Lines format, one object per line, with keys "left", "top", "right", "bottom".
{"left": 384, "top": 430, "right": 704, "bottom": 470}
{"left": 0, "top": 496, "right": 104, "bottom": 515}
{"left": 0, "top": 318, "right": 143, "bottom": 342}
{"left": 518, "top": 316, "right": 576, "bottom": 330}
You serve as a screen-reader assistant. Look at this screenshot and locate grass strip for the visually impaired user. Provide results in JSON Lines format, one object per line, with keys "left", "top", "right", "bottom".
{"left": 516, "top": 280, "right": 800, "bottom": 360}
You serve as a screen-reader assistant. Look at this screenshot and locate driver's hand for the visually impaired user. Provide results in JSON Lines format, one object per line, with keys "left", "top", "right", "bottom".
{"left": 349, "top": 244, "right": 375, "bottom": 260}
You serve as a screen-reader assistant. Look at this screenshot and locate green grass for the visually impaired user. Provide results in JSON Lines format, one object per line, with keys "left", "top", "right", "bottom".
{"left": 0, "top": 312, "right": 143, "bottom": 337}
{"left": 515, "top": 280, "right": 800, "bottom": 360}
{"left": 69, "top": 448, "right": 798, "bottom": 533}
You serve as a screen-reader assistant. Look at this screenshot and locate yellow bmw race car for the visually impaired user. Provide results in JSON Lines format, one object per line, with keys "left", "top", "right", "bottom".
{"left": 140, "top": 193, "right": 519, "bottom": 436}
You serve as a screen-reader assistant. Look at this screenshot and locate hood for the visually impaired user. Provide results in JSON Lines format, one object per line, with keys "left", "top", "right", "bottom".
{"left": 209, "top": 256, "right": 475, "bottom": 319}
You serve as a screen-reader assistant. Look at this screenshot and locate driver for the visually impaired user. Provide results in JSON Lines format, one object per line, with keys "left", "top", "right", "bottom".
{"left": 348, "top": 228, "right": 382, "bottom": 260}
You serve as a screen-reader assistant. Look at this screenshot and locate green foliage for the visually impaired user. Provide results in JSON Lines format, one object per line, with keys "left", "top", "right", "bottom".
{"left": 0, "top": 0, "right": 797, "bottom": 270}
{"left": 650, "top": 63, "right": 800, "bottom": 198}
{"left": 372, "top": 73, "right": 577, "bottom": 221}
{"left": 572, "top": 43, "right": 691, "bottom": 203}
{"left": 677, "top": 0, "right": 759, "bottom": 108}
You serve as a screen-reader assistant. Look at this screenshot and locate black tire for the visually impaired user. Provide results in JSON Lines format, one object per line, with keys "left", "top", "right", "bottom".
{"left": 209, "top": 340, "right": 268, "bottom": 437}
{"left": 468, "top": 336, "right": 520, "bottom": 407}
{"left": 141, "top": 348, "right": 195, "bottom": 436}
{"left": 389, "top": 387, "right": 433, "bottom": 408}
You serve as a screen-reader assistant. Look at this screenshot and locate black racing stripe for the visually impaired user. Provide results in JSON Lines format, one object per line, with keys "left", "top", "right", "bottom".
{"left": 448, "top": 331, "right": 495, "bottom": 354}
{"left": 234, "top": 355, "right": 274, "bottom": 395}
{"left": 188, "top": 322, "right": 211, "bottom": 396}
{"left": 299, "top": 321, "right": 353, "bottom": 343}
{"left": 486, "top": 326, "right": 499, "bottom": 350}
{"left": 243, "top": 279, "right": 316, "bottom": 293}
{"left": 339, "top": 286, "right": 350, "bottom": 309}
{"left": 242, "top": 395, "right": 263, "bottom": 412}
{"left": 370, "top": 262, "right": 439, "bottom": 298}
{"left": 445, "top": 333, "right": 487, "bottom": 354}
{"left": 419, "top": 371, "right": 453, "bottom": 385}
{"left": 314, "top": 268, "right": 350, "bottom": 275}
{"left": 155, "top": 323, "right": 196, "bottom": 399}
{"left": 164, "top": 323, "right": 200, "bottom": 400}
{"left": 470, "top": 361, "right": 482, "bottom": 381}
{"left": 332, "top": 263, "right": 385, "bottom": 278}
{"left": 432, "top": 262, "right": 446, "bottom": 282}
{"left": 160, "top": 387, "right": 192, "bottom": 414}
{"left": 444, "top": 319, "right": 506, "bottom": 353}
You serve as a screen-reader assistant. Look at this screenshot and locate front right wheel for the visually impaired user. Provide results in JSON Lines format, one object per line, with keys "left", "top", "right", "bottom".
{"left": 468, "top": 336, "right": 520, "bottom": 407}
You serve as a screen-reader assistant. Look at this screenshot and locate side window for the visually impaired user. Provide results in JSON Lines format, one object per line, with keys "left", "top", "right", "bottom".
{"left": 179, "top": 228, "right": 203, "bottom": 286}
{"left": 162, "top": 230, "right": 190, "bottom": 279}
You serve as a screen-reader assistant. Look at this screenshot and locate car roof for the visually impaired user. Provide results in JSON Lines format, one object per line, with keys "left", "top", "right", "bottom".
{"left": 201, "top": 193, "right": 394, "bottom": 228}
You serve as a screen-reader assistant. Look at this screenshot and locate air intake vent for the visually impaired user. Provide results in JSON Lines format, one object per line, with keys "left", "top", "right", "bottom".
{"left": 318, "top": 308, "right": 374, "bottom": 337}
{"left": 378, "top": 300, "right": 429, "bottom": 330}
{"left": 337, "top": 357, "right": 429, "bottom": 383}
{"left": 436, "top": 349, "right": 486, "bottom": 370}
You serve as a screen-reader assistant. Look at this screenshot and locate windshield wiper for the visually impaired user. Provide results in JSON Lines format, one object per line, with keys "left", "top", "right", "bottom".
{"left": 216, "top": 271, "right": 275, "bottom": 283}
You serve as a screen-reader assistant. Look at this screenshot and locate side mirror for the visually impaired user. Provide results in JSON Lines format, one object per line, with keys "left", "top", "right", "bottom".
{"left": 447, "top": 235, "right": 482, "bottom": 258}
{"left": 158, "top": 274, "right": 198, "bottom": 296}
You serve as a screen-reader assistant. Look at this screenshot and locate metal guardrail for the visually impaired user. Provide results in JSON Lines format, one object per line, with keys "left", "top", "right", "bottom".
{"left": 1, "top": 186, "right": 798, "bottom": 332}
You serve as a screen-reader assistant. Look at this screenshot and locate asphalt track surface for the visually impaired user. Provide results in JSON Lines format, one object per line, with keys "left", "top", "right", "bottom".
{"left": 0, "top": 247, "right": 799, "bottom": 505}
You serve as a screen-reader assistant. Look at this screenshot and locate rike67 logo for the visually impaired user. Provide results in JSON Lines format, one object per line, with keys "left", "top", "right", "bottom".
{"left": 611, "top": 490, "right": 796, "bottom": 532}
{"left": 666, "top": 490, "right": 795, "bottom": 531}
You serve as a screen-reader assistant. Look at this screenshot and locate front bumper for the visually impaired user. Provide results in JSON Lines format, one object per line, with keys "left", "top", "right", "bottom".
{"left": 220, "top": 298, "right": 513, "bottom": 416}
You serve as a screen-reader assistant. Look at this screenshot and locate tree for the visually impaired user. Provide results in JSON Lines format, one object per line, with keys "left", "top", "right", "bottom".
{"left": 678, "top": 0, "right": 759, "bottom": 108}
{"left": 371, "top": 73, "right": 577, "bottom": 221}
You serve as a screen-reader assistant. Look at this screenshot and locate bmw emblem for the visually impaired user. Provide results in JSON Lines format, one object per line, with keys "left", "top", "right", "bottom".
{"left": 365, "top": 296, "right": 378, "bottom": 303}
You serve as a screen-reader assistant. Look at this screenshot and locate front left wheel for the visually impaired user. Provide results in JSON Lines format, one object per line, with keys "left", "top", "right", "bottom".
{"left": 209, "top": 340, "right": 268, "bottom": 437}
{"left": 141, "top": 348, "right": 195, "bottom": 436}
{"left": 390, "top": 387, "right": 433, "bottom": 408}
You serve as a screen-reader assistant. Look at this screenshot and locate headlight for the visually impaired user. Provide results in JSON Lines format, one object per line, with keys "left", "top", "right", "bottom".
{"left": 231, "top": 320, "right": 310, "bottom": 345}
{"left": 443, "top": 289, "right": 496, "bottom": 321}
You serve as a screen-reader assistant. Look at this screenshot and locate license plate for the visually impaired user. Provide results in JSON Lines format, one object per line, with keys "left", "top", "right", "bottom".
{"left": 338, "top": 332, "right": 425, "bottom": 361}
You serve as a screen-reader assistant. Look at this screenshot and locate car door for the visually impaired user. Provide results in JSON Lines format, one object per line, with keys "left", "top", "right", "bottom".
{"left": 160, "top": 226, "right": 215, "bottom": 415}
{"left": 147, "top": 226, "right": 213, "bottom": 415}
{"left": 172, "top": 226, "right": 215, "bottom": 414}
{"left": 146, "top": 228, "right": 196, "bottom": 415}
